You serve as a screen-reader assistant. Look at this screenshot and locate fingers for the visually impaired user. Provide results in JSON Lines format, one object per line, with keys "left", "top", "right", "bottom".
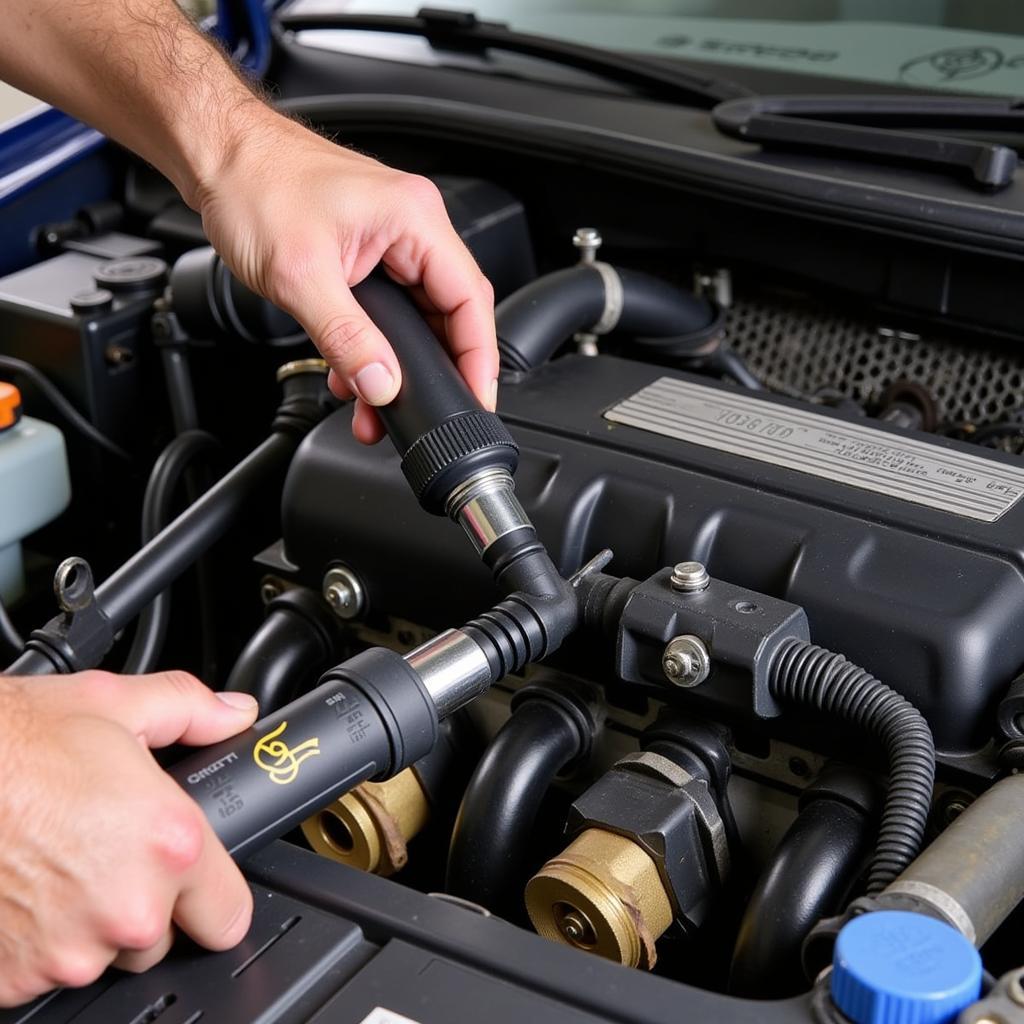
{"left": 276, "top": 250, "right": 402, "bottom": 407}
{"left": 112, "top": 925, "right": 174, "bottom": 974}
{"left": 69, "top": 670, "right": 259, "bottom": 748}
{"left": 352, "top": 399, "right": 386, "bottom": 445}
{"left": 382, "top": 219, "right": 498, "bottom": 413}
{"left": 173, "top": 817, "right": 253, "bottom": 952}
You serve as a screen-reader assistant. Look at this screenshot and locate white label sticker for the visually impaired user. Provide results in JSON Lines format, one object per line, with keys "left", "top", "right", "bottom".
{"left": 604, "top": 377, "right": 1024, "bottom": 523}
{"left": 359, "top": 1009, "right": 423, "bottom": 1024}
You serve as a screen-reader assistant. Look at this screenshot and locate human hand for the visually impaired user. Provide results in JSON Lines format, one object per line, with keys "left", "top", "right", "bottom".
{"left": 195, "top": 109, "right": 498, "bottom": 444}
{"left": 0, "top": 670, "right": 259, "bottom": 1006}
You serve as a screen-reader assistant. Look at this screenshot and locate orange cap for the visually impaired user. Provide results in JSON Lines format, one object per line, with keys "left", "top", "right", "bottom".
{"left": 0, "top": 381, "right": 22, "bottom": 430}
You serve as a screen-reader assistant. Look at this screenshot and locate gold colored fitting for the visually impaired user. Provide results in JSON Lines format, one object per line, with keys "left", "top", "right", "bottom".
{"left": 275, "top": 357, "right": 329, "bottom": 382}
{"left": 301, "top": 768, "right": 430, "bottom": 877}
{"left": 524, "top": 828, "right": 673, "bottom": 970}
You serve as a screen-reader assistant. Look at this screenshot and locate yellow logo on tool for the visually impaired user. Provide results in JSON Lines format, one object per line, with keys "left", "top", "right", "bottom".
{"left": 253, "top": 721, "right": 320, "bottom": 785}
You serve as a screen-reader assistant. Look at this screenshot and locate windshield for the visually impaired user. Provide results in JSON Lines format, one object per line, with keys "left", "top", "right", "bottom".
{"left": 284, "top": 1, "right": 1024, "bottom": 97}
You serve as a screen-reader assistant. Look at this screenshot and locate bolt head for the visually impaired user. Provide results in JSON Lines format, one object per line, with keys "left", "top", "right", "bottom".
{"left": 322, "top": 567, "right": 365, "bottom": 620}
{"left": 661, "top": 635, "right": 711, "bottom": 688}
{"left": 670, "top": 561, "right": 710, "bottom": 593}
{"left": 572, "top": 227, "right": 602, "bottom": 247}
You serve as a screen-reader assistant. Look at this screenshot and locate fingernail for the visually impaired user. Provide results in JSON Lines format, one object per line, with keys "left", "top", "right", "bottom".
{"left": 217, "top": 691, "right": 258, "bottom": 712}
{"left": 489, "top": 378, "right": 498, "bottom": 411}
{"left": 353, "top": 362, "right": 396, "bottom": 406}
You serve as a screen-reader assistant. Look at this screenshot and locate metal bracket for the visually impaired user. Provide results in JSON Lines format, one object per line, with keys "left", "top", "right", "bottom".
{"left": 24, "top": 557, "right": 114, "bottom": 673}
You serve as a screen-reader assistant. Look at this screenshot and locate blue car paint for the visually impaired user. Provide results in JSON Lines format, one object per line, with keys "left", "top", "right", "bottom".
{"left": 0, "top": 0, "right": 278, "bottom": 274}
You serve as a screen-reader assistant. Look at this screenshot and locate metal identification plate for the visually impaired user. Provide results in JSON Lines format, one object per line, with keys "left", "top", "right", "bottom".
{"left": 359, "top": 1009, "right": 423, "bottom": 1024}
{"left": 605, "top": 377, "right": 1024, "bottom": 523}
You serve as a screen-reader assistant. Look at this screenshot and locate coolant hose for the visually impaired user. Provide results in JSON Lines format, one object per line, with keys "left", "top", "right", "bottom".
{"left": 768, "top": 639, "right": 935, "bottom": 895}
{"left": 224, "top": 590, "right": 337, "bottom": 713}
{"left": 729, "top": 767, "right": 877, "bottom": 998}
{"left": 122, "top": 430, "right": 220, "bottom": 675}
{"left": 446, "top": 690, "right": 590, "bottom": 914}
{"left": 495, "top": 264, "right": 720, "bottom": 372}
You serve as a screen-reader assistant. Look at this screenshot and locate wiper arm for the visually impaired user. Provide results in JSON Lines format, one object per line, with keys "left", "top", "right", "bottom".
{"left": 276, "top": 5, "right": 749, "bottom": 108}
{"left": 713, "top": 95, "right": 1024, "bottom": 190}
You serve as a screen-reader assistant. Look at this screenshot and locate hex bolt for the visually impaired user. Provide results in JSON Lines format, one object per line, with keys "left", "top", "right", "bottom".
{"left": 322, "top": 566, "right": 366, "bottom": 620}
{"left": 572, "top": 226, "right": 603, "bottom": 264}
{"left": 670, "top": 561, "right": 710, "bottom": 593}
{"left": 260, "top": 578, "right": 284, "bottom": 605}
{"left": 661, "top": 635, "right": 711, "bottom": 688}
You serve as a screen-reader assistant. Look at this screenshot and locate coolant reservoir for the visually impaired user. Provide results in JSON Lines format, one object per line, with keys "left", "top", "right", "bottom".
{"left": 0, "top": 382, "right": 71, "bottom": 603}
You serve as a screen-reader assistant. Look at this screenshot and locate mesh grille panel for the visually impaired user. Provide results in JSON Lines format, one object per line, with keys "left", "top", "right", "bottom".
{"left": 727, "top": 293, "right": 1024, "bottom": 426}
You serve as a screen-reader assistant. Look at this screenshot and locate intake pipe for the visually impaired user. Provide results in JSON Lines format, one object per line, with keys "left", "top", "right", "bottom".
{"left": 223, "top": 588, "right": 339, "bottom": 713}
{"left": 729, "top": 766, "right": 877, "bottom": 999}
{"left": 872, "top": 773, "right": 1024, "bottom": 948}
{"left": 495, "top": 264, "right": 723, "bottom": 372}
{"left": 446, "top": 684, "right": 595, "bottom": 914}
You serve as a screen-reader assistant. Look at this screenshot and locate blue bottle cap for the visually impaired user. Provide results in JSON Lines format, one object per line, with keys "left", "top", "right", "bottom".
{"left": 831, "top": 911, "right": 981, "bottom": 1024}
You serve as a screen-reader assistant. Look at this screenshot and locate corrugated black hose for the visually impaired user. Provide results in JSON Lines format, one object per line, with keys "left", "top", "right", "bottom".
{"left": 768, "top": 638, "right": 935, "bottom": 895}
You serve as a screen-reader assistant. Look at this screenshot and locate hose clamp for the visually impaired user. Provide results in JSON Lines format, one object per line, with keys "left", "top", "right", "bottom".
{"left": 588, "top": 262, "right": 624, "bottom": 336}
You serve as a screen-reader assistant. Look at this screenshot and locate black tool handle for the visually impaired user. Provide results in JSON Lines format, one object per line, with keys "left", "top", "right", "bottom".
{"left": 168, "top": 648, "right": 438, "bottom": 861}
{"left": 353, "top": 276, "right": 517, "bottom": 513}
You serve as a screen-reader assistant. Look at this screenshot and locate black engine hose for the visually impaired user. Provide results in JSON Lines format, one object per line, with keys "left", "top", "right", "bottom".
{"left": 446, "top": 692, "right": 589, "bottom": 913}
{"left": 495, "top": 264, "right": 721, "bottom": 372}
{"left": 729, "top": 767, "right": 877, "bottom": 998}
{"left": 224, "top": 590, "right": 337, "bottom": 713}
{"left": 0, "top": 597, "right": 23, "bottom": 660}
{"left": 768, "top": 639, "right": 935, "bottom": 895}
{"left": 122, "top": 430, "right": 220, "bottom": 675}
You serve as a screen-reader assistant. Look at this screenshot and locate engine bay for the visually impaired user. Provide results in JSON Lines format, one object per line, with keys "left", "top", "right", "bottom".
{"left": 3, "top": 95, "right": 1024, "bottom": 1023}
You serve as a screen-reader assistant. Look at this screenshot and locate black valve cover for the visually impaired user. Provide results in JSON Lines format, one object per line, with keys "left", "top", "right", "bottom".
{"left": 281, "top": 354, "right": 1024, "bottom": 754}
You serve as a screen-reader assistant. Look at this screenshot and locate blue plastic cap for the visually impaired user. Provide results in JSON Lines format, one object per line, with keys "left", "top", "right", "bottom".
{"left": 831, "top": 911, "right": 981, "bottom": 1024}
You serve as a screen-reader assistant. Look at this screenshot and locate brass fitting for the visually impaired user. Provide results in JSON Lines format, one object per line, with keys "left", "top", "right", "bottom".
{"left": 525, "top": 828, "right": 674, "bottom": 969}
{"left": 301, "top": 767, "right": 429, "bottom": 877}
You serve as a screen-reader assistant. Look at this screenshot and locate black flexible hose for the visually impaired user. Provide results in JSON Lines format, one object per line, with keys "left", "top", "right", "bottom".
{"left": 224, "top": 591, "right": 336, "bottom": 713}
{"left": 768, "top": 639, "right": 935, "bottom": 894}
{"left": 0, "top": 355, "right": 130, "bottom": 461}
{"left": 122, "top": 430, "right": 220, "bottom": 675}
{"left": 729, "top": 768, "right": 876, "bottom": 998}
{"left": 495, "top": 264, "right": 720, "bottom": 372}
{"left": 446, "top": 695, "right": 586, "bottom": 913}
{"left": 0, "top": 597, "right": 23, "bottom": 660}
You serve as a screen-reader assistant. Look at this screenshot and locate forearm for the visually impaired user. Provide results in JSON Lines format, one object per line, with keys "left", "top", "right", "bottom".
{"left": 0, "top": 0, "right": 266, "bottom": 207}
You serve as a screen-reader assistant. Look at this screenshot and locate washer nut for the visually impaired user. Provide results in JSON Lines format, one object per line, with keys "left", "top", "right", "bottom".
{"left": 661, "top": 635, "right": 711, "bottom": 688}
{"left": 322, "top": 566, "right": 365, "bottom": 620}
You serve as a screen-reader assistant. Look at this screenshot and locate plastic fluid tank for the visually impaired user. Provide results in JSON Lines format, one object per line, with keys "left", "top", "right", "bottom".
{"left": 831, "top": 910, "right": 982, "bottom": 1024}
{"left": 0, "top": 383, "right": 71, "bottom": 603}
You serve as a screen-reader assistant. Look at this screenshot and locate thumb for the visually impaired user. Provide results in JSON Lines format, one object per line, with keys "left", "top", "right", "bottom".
{"left": 74, "top": 670, "right": 259, "bottom": 749}
{"left": 287, "top": 269, "right": 402, "bottom": 407}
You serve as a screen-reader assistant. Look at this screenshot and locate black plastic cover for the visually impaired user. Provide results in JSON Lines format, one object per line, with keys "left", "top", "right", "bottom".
{"left": 280, "top": 355, "right": 1024, "bottom": 753}
{"left": 1, "top": 841, "right": 813, "bottom": 1023}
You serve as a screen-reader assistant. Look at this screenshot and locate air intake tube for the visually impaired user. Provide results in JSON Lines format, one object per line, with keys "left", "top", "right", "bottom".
{"left": 495, "top": 264, "right": 723, "bottom": 372}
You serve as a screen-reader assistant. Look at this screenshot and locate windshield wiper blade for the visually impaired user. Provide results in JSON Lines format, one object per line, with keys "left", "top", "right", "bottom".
{"left": 713, "top": 95, "right": 1024, "bottom": 190}
{"left": 276, "top": 6, "right": 750, "bottom": 108}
